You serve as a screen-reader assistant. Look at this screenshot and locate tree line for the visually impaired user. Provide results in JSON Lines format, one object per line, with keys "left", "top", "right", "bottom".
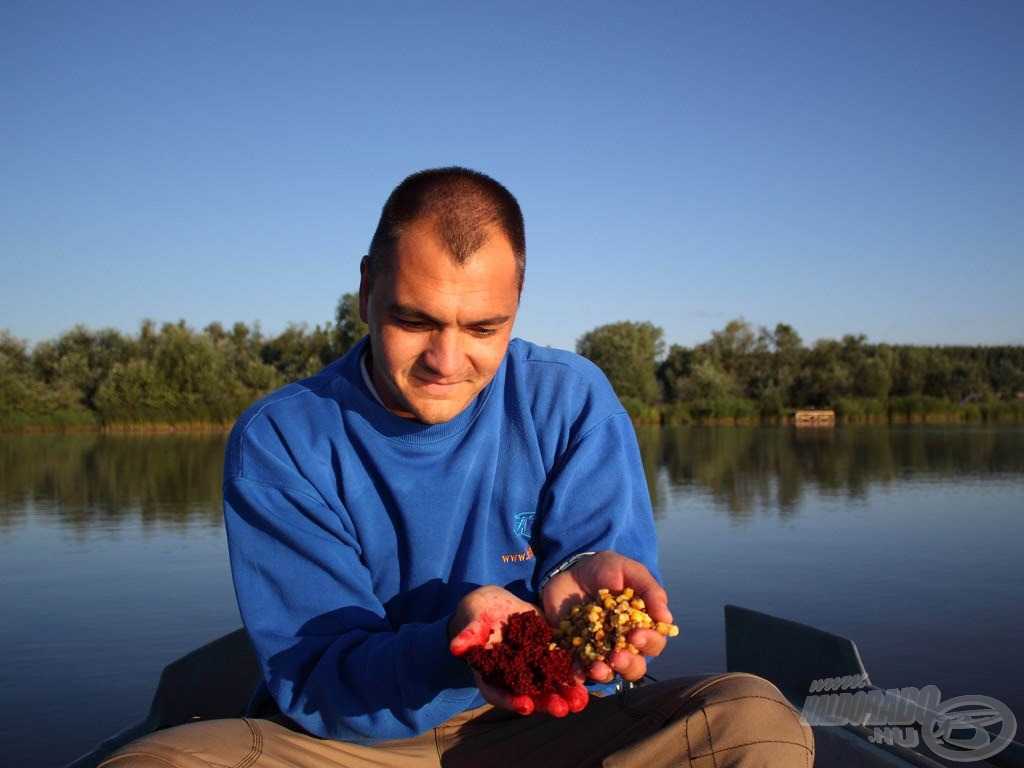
{"left": 2, "top": 299, "right": 1022, "bottom": 430}
{"left": 1, "top": 294, "right": 367, "bottom": 430}
{"left": 578, "top": 318, "right": 1024, "bottom": 424}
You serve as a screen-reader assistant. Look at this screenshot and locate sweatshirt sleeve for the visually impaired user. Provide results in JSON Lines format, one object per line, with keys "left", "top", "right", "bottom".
{"left": 535, "top": 408, "right": 662, "bottom": 589}
{"left": 223, "top": 441, "right": 479, "bottom": 743}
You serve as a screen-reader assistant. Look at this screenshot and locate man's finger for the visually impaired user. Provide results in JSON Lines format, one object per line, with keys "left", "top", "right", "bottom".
{"left": 585, "top": 660, "right": 616, "bottom": 684}
{"left": 606, "top": 648, "right": 648, "bottom": 681}
{"left": 629, "top": 627, "right": 667, "bottom": 657}
{"left": 534, "top": 692, "right": 569, "bottom": 718}
{"left": 562, "top": 684, "right": 590, "bottom": 713}
{"left": 449, "top": 620, "right": 491, "bottom": 656}
{"left": 510, "top": 694, "right": 535, "bottom": 716}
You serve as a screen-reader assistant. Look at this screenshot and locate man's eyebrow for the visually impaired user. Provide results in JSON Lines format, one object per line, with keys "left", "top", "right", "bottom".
{"left": 388, "top": 304, "right": 439, "bottom": 322}
{"left": 464, "top": 313, "right": 513, "bottom": 327}
{"left": 388, "top": 304, "right": 512, "bottom": 327}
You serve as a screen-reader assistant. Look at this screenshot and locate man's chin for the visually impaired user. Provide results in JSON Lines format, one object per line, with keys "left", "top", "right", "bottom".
{"left": 408, "top": 399, "right": 470, "bottom": 425}
{"left": 399, "top": 381, "right": 480, "bottom": 424}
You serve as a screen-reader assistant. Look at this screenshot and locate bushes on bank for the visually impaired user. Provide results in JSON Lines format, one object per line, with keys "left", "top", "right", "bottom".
{"left": 4, "top": 311, "right": 1024, "bottom": 431}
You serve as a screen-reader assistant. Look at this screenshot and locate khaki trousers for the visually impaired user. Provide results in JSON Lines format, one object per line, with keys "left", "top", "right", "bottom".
{"left": 101, "top": 673, "right": 813, "bottom": 768}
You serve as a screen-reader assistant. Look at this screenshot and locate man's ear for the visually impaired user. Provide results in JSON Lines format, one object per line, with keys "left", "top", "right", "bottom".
{"left": 358, "top": 257, "right": 371, "bottom": 323}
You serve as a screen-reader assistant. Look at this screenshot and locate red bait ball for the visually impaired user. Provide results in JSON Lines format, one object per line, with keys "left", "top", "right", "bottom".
{"left": 464, "top": 611, "right": 577, "bottom": 696}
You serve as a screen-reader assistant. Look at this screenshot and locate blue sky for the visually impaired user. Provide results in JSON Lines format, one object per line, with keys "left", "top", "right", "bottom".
{"left": 3, "top": 1, "right": 1022, "bottom": 353}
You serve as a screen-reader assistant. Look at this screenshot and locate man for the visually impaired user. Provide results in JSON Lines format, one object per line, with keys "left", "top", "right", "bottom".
{"left": 103, "top": 168, "right": 813, "bottom": 767}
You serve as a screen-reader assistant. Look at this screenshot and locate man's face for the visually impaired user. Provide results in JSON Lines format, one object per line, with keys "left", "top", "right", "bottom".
{"left": 359, "top": 218, "right": 520, "bottom": 424}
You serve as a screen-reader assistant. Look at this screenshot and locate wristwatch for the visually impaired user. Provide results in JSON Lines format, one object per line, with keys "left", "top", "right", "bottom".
{"left": 538, "top": 551, "right": 596, "bottom": 592}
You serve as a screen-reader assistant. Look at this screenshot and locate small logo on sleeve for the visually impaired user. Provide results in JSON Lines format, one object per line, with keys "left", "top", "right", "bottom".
{"left": 513, "top": 511, "right": 535, "bottom": 536}
{"left": 501, "top": 512, "right": 537, "bottom": 564}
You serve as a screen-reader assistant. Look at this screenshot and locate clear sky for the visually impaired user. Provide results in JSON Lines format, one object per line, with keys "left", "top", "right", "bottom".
{"left": 3, "top": 1, "right": 1022, "bottom": 353}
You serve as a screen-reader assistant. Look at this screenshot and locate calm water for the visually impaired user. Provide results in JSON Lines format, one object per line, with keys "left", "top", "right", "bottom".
{"left": 1, "top": 426, "right": 1022, "bottom": 768}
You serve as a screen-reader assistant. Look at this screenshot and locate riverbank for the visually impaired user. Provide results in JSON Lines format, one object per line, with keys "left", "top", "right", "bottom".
{"left": 623, "top": 395, "right": 1024, "bottom": 426}
{"left": 6, "top": 408, "right": 1021, "bottom": 434}
{"left": 6, "top": 390, "right": 1024, "bottom": 434}
{"left": 0, "top": 419, "right": 234, "bottom": 434}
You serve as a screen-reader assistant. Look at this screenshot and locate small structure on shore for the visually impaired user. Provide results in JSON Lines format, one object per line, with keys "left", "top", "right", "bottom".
{"left": 794, "top": 409, "right": 835, "bottom": 428}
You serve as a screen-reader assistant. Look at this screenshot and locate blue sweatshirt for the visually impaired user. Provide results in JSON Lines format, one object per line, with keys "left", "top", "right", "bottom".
{"left": 223, "top": 337, "right": 659, "bottom": 743}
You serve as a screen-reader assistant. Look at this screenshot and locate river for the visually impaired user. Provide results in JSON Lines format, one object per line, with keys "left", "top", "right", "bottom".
{"left": 1, "top": 425, "right": 1021, "bottom": 767}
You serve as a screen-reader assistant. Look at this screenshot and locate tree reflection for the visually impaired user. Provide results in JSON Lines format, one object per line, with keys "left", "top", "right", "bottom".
{"left": 652, "top": 425, "right": 1024, "bottom": 520}
{"left": 0, "top": 433, "right": 228, "bottom": 532}
{"left": 2, "top": 427, "right": 1021, "bottom": 532}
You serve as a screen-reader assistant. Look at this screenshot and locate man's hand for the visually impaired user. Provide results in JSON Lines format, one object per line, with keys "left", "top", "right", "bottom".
{"left": 449, "top": 585, "right": 588, "bottom": 717}
{"left": 540, "top": 551, "right": 674, "bottom": 684}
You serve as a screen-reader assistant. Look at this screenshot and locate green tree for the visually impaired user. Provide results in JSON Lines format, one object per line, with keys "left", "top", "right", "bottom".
{"left": 261, "top": 323, "right": 333, "bottom": 381}
{"left": 94, "top": 358, "right": 177, "bottom": 424}
{"left": 332, "top": 292, "right": 368, "bottom": 358}
{"left": 1, "top": 332, "right": 48, "bottom": 426}
{"left": 923, "top": 350, "right": 953, "bottom": 398}
{"left": 892, "top": 347, "right": 928, "bottom": 397}
{"left": 31, "top": 325, "right": 130, "bottom": 412}
{"left": 949, "top": 358, "right": 986, "bottom": 403}
{"left": 682, "top": 356, "right": 737, "bottom": 402}
{"left": 220, "top": 322, "right": 282, "bottom": 395}
{"left": 657, "top": 345, "right": 695, "bottom": 403}
{"left": 708, "top": 318, "right": 757, "bottom": 367}
{"left": 768, "top": 323, "right": 804, "bottom": 405}
{"left": 576, "top": 321, "right": 665, "bottom": 404}
{"left": 989, "top": 350, "right": 1024, "bottom": 399}
{"left": 853, "top": 356, "right": 892, "bottom": 400}
{"left": 706, "top": 318, "right": 757, "bottom": 394}
{"left": 793, "top": 339, "right": 848, "bottom": 407}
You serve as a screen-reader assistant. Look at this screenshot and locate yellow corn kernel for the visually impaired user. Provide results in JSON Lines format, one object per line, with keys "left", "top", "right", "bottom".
{"left": 554, "top": 587, "right": 680, "bottom": 666}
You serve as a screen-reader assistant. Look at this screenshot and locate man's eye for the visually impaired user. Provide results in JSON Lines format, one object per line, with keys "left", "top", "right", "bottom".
{"left": 395, "top": 318, "right": 429, "bottom": 330}
{"left": 471, "top": 327, "right": 498, "bottom": 337}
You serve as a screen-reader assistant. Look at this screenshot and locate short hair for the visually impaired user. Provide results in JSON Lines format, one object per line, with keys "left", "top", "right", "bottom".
{"left": 365, "top": 167, "right": 526, "bottom": 290}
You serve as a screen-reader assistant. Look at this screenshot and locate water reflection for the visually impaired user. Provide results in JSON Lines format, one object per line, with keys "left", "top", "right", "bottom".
{"left": 640, "top": 425, "right": 1024, "bottom": 518}
{"left": 2, "top": 426, "right": 1021, "bottom": 534}
{"left": 0, "top": 433, "right": 228, "bottom": 533}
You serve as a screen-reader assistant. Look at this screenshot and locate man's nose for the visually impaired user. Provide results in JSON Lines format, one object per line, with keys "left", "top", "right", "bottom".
{"left": 422, "top": 329, "right": 462, "bottom": 377}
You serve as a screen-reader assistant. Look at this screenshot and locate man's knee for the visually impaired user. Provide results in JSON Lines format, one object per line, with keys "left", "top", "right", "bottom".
{"left": 674, "top": 673, "right": 814, "bottom": 766}
{"left": 608, "top": 673, "right": 814, "bottom": 767}
{"left": 99, "top": 718, "right": 261, "bottom": 768}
